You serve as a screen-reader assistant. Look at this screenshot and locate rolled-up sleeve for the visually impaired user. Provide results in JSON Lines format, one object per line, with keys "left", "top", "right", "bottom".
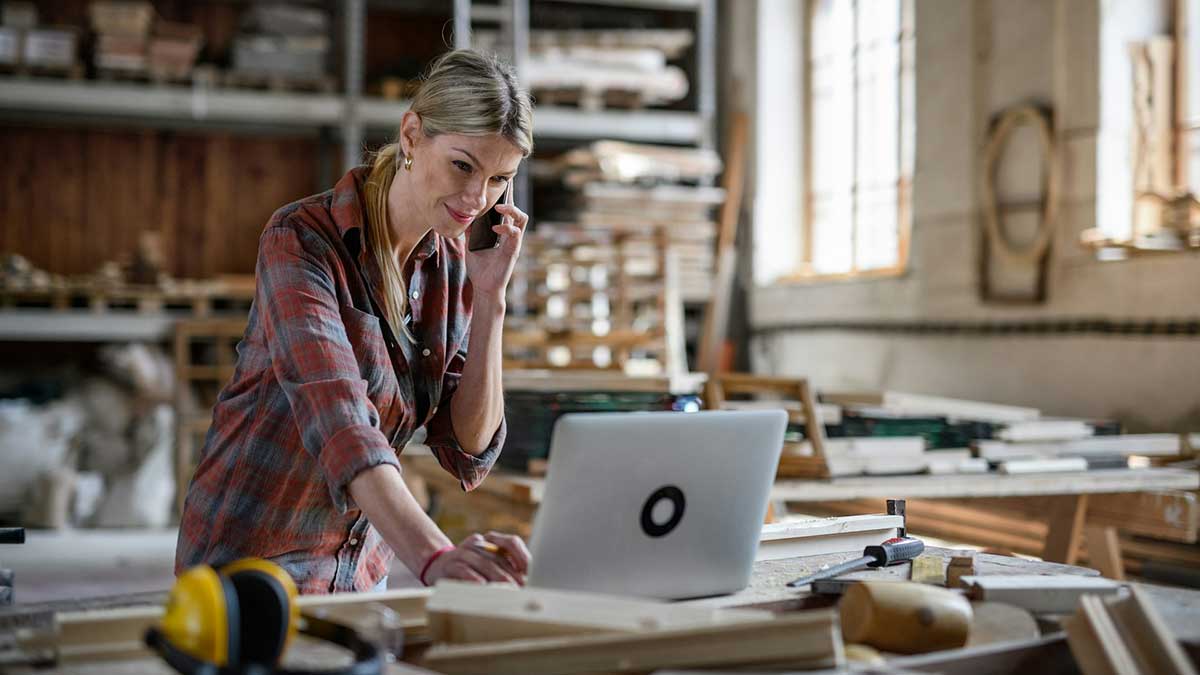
{"left": 425, "top": 348, "right": 505, "bottom": 491}
{"left": 256, "top": 225, "right": 399, "bottom": 512}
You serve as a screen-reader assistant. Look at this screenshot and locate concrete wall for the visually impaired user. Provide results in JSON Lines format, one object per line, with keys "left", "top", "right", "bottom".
{"left": 738, "top": 0, "right": 1200, "bottom": 431}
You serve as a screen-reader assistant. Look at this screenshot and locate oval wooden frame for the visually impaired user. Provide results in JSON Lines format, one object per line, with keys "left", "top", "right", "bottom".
{"left": 980, "top": 105, "right": 1059, "bottom": 264}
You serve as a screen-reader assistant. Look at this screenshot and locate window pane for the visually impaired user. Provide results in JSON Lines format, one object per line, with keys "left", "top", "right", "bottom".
{"left": 855, "top": 185, "right": 899, "bottom": 269}
{"left": 812, "top": 191, "right": 854, "bottom": 273}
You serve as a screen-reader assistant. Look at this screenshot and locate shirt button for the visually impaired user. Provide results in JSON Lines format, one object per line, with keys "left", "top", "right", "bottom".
{"left": 411, "top": 290, "right": 420, "bottom": 300}
{"left": 422, "top": 348, "right": 431, "bottom": 357}
{"left": 349, "top": 538, "right": 359, "bottom": 546}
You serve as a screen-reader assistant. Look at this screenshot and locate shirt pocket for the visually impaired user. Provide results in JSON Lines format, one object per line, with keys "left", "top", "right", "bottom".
{"left": 339, "top": 305, "right": 400, "bottom": 422}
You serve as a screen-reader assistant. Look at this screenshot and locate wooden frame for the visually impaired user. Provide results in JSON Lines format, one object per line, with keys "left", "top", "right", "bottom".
{"left": 704, "top": 373, "right": 830, "bottom": 479}
{"left": 793, "top": 0, "right": 914, "bottom": 283}
{"left": 978, "top": 104, "right": 1058, "bottom": 304}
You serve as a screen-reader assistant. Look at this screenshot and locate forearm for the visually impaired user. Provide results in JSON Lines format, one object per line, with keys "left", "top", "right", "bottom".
{"left": 348, "top": 464, "right": 451, "bottom": 576}
{"left": 450, "top": 296, "right": 506, "bottom": 454}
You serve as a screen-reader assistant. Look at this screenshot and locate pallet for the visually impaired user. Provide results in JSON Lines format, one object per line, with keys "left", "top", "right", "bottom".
{"left": 0, "top": 280, "right": 253, "bottom": 317}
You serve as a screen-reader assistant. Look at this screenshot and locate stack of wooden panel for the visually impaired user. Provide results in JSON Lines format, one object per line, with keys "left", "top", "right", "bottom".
{"left": 507, "top": 142, "right": 722, "bottom": 374}
{"left": 475, "top": 29, "right": 693, "bottom": 110}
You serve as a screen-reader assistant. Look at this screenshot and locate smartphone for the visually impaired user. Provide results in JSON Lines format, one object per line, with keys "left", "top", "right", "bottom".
{"left": 467, "top": 181, "right": 513, "bottom": 252}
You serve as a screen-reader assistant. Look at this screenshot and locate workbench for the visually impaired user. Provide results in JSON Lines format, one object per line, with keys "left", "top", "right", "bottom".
{"left": 5, "top": 546, "right": 1199, "bottom": 674}
{"left": 401, "top": 452, "right": 1199, "bottom": 573}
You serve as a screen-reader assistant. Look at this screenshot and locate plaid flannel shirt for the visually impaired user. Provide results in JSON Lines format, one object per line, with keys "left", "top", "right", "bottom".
{"left": 176, "top": 166, "right": 505, "bottom": 593}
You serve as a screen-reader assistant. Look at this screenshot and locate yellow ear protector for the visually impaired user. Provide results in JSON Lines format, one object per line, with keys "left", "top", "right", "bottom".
{"left": 145, "top": 559, "right": 381, "bottom": 675}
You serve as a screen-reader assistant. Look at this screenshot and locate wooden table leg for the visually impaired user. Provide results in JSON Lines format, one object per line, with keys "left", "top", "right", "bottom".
{"left": 1043, "top": 494, "right": 1089, "bottom": 564}
{"left": 1085, "top": 525, "right": 1126, "bottom": 580}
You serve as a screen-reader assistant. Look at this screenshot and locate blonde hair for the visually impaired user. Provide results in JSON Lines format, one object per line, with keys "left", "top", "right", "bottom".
{"left": 364, "top": 50, "right": 534, "bottom": 340}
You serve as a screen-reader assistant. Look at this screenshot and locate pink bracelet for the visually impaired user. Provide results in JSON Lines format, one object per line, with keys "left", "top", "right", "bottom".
{"left": 419, "top": 545, "right": 456, "bottom": 586}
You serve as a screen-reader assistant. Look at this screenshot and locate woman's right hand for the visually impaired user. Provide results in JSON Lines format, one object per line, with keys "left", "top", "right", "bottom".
{"left": 422, "top": 532, "right": 530, "bottom": 586}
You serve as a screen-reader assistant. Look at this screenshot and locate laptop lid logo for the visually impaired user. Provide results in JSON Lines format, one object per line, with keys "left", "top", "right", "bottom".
{"left": 640, "top": 485, "right": 686, "bottom": 537}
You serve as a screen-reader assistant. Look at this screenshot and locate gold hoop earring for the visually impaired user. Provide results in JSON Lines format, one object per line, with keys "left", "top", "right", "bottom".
{"left": 403, "top": 154, "right": 413, "bottom": 171}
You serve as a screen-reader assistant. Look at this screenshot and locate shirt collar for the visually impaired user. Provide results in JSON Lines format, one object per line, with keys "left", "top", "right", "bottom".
{"left": 334, "top": 166, "right": 441, "bottom": 268}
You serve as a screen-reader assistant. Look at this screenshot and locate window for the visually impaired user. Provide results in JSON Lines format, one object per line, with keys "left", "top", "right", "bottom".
{"left": 801, "top": 0, "right": 914, "bottom": 278}
{"left": 1182, "top": 0, "right": 1200, "bottom": 196}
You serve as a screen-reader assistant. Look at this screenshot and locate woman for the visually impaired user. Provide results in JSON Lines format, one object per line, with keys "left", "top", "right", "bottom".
{"left": 176, "top": 50, "right": 533, "bottom": 593}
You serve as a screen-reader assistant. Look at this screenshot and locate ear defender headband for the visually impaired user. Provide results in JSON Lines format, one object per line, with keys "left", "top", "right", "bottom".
{"left": 145, "top": 559, "right": 382, "bottom": 675}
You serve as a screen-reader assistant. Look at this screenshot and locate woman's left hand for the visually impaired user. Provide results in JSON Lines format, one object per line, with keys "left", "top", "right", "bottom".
{"left": 464, "top": 197, "right": 527, "bottom": 305}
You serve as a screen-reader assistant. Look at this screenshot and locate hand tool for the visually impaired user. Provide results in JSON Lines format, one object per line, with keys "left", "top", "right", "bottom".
{"left": 840, "top": 580, "right": 973, "bottom": 654}
{"left": 786, "top": 536, "right": 925, "bottom": 588}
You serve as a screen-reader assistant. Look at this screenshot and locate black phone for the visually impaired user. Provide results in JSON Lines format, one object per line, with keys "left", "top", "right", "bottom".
{"left": 467, "top": 204, "right": 504, "bottom": 251}
{"left": 467, "top": 180, "right": 514, "bottom": 252}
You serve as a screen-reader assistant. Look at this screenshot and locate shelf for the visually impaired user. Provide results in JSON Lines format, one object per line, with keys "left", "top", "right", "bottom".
{"left": 0, "top": 78, "right": 706, "bottom": 145}
{"left": 0, "top": 77, "right": 343, "bottom": 128}
{"left": 0, "top": 310, "right": 179, "bottom": 342}
{"left": 540, "top": 0, "right": 704, "bottom": 10}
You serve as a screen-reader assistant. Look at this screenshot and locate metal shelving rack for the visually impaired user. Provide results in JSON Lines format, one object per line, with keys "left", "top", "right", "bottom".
{"left": 0, "top": 0, "right": 715, "bottom": 160}
{"left": 0, "top": 0, "right": 716, "bottom": 341}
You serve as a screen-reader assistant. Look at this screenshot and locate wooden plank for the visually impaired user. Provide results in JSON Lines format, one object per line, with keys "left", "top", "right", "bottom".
{"left": 420, "top": 611, "right": 843, "bottom": 675}
{"left": 880, "top": 392, "right": 1040, "bottom": 424}
{"left": 1043, "top": 494, "right": 1089, "bottom": 564}
{"left": 999, "top": 458, "right": 1089, "bottom": 474}
{"left": 975, "top": 434, "right": 1183, "bottom": 460}
{"left": 697, "top": 110, "right": 747, "bottom": 374}
{"left": 16, "top": 588, "right": 430, "bottom": 663}
{"left": 427, "top": 581, "right": 770, "bottom": 645}
{"left": 960, "top": 575, "right": 1121, "bottom": 613}
{"left": 1064, "top": 598, "right": 1138, "bottom": 675}
{"left": 756, "top": 515, "right": 901, "bottom": 561}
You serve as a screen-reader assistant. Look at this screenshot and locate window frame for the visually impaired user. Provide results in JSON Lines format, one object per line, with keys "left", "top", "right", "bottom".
{"left": 783, "top": 0, "right": 915, "bottom": 284}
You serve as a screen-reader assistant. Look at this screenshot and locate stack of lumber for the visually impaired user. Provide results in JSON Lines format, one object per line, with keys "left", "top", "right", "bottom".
{"left": 822, "top": 391, "right": 1184, "bottom": 475}
{"left": 475, "top": 29, "right": 693, "bottom": 110}
{"left": 507, "top": 143, "right": 723, "bottom": 373}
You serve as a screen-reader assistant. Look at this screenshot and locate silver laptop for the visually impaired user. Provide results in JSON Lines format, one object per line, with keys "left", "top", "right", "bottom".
{"left": 526, "top": 409, "right": 787, "bottom": 599}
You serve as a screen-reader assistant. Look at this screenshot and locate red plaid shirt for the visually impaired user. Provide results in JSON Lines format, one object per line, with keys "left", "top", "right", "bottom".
{"left": 176, "top": 167, "right": 505, "bottom": 593}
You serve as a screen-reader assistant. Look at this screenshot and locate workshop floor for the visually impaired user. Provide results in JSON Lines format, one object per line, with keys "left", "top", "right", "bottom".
{"left": 3, "top": 528, "right": 420, "bottom": 605}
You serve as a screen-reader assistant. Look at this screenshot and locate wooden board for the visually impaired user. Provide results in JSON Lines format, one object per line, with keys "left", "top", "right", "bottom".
{"left": 960, "top": 575, "right": 1122, "bottom": 613}
{"left": 420, "top": 611, "right": 842, "bottom": 675}
{"left": 427, "top": 581, "right": 770, "bottom": 645}
{"left": 757, "top": 515, "right": 902, "bottom": 561}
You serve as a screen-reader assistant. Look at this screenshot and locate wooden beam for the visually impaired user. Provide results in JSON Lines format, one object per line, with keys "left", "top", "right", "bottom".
{"left": 420, "top": 611, "right": 843, "bottom": 674}
{"left": 427, "top": 581, "right": 770, "bottom": 645}
{"left": 1043, "top": 494, "right": 1090, "bottom": 564}
{"left": 697, "top": 110, "right": 748, "bottom": 374}
{"left": 16, "top": 588, "right": 431, "bottom": 664}
{"left": 1085, "top": 526, "right": 1126, "bottom": 581}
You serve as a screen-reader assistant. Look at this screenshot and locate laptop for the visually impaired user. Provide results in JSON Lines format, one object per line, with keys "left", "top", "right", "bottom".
{"left": 526, "top": 409, "right": 787, "bottom": 600}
